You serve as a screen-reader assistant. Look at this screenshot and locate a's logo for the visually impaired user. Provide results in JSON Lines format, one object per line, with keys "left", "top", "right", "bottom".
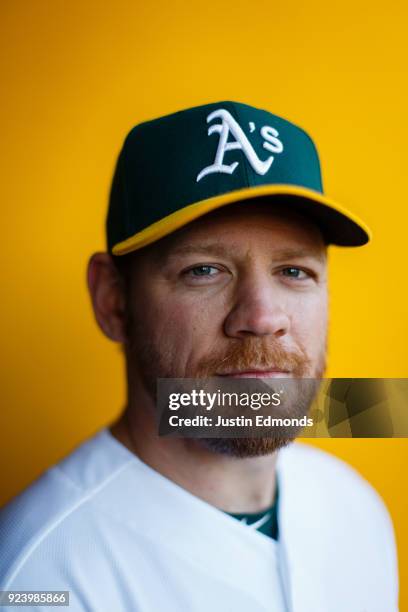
{"left": 196, "top": 109, "right": 284, "bottom": 183}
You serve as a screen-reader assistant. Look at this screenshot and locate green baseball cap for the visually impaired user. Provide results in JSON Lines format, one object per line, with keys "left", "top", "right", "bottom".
{"left": 107, "top": 101, "right": 370, "bottom": 255}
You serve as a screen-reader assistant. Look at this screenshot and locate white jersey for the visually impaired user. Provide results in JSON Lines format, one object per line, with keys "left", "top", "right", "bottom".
{"left": 0, "top": 429, "right": 399, "bottom": 611}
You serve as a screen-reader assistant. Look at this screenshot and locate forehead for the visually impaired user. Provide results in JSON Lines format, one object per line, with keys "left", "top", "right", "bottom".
{"left": 146, "top": 201, "right": 327, "bottom": 262}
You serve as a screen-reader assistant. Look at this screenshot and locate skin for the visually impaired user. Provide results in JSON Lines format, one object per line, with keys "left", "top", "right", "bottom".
{"left": 87, "top": 202, "right": 328, "bottom": 513}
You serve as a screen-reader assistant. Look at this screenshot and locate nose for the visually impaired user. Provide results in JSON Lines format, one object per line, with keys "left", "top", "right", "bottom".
{"left": 223, "top": 275, "right": 290, "bottom": 340}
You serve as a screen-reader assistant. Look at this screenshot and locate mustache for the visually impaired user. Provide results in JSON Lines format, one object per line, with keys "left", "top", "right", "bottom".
{"left": 191, "top": 337, "right": 311, "bottom": 377}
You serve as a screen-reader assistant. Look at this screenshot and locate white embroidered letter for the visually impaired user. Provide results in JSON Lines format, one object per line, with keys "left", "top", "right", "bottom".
{"left": 260, "top": 126, "right": 284, "bottom": 154}
{"left": 197, "top": 109, "right": 283, "bottom": 182}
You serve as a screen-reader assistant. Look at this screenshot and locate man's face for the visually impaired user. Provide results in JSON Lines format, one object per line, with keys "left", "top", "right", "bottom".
{"left": 123, "top": 202, "right": 328, "bottom": 456}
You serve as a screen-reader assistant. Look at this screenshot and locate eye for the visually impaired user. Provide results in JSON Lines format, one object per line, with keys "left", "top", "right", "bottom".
{"left": 280, "top": 267, "right": 310, "bottom": 280}
{"left": 181, "top": 264, "right": 226, "bottom": 284}
{"left": 186, "top": 265, "right": 220, "bottom": 277}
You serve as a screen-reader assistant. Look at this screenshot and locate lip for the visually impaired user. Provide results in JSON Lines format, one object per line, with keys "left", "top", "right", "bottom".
{"left": 216, "top": 369, "right": 291, "bottom": 379}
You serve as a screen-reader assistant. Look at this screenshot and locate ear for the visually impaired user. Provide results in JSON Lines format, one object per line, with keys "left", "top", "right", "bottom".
{"left": 87, "top": 252, "right": 127, "bottom": 343}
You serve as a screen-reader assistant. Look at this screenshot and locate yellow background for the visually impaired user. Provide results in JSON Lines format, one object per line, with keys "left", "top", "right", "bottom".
{"left": 1, "top": 0, "right": 407, "bottom": 607}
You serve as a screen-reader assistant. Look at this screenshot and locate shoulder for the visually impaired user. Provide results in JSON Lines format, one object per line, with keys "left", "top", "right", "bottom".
{"left": 279, "top": 441, "right": 387, "bottom": 506}
{"left": 278, "top": 441, "right": 398, "bottom": 579}
{"left": 0, "top": 429, "right": 134, "bottom": 590}
{"left": 278, "top": 441, "right": 393, "bottom": 525}
{"left": 276, "top": 442, "right": 399, "bottom": 609}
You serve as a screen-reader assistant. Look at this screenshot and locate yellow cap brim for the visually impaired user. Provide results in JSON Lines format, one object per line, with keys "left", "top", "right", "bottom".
{"left": 111, "top": 184, "right": 371, "bottom": 255}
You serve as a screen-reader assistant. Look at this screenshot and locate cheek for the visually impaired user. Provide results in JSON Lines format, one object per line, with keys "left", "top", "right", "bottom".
{"left": 142, "top": 292, "right": 223, "bottom": 367}
{"left": 170, "top": 297, "right": 223, "bottom": 344}
{"left": 290, "top": 293, "right": 328, "bottom": 353}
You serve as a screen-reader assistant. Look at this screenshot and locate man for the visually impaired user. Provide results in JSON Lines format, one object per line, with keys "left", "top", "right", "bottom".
{"left": 0, "top": 102, "right": 399, "bottom": 611}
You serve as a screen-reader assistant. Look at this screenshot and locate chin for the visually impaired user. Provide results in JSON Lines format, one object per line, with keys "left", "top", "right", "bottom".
{"left": 198, "top": 436, "right": 295, "bottom": 458}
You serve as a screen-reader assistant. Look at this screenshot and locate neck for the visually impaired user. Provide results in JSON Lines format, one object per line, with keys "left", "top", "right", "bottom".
{"left": 110, "top": 396, "right": 278, "bottom": 514}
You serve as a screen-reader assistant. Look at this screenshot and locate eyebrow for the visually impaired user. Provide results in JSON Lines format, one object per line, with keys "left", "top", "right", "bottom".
{"left": 158, "top": 243, "right": 326, "bottom": 263}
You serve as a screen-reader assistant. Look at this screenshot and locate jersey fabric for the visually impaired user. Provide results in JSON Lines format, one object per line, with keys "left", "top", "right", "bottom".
{"left": 0, "top": 429, "right": 399, "bottom": 612}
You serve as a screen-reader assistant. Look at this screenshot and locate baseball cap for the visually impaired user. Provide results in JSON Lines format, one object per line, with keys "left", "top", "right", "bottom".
{"left": 107, "top": 101, "right": 370, "bottom": 255}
